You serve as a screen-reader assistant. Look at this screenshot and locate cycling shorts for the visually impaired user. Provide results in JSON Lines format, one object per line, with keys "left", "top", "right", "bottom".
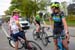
{"left": 11, "top": 31, "right": 25, "bottom": 42}
{"left": 35, "top": 20, "right": 40, "bottom": 25}
{"left": 53, "top": 28, "right": 66, "bottom": 40}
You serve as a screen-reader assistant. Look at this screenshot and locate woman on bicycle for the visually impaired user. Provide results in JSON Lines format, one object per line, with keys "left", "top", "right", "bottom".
{"left": 34, "top": 12, "right": 43, "bottom": 38}
{"left": 9, "top": 9, "right": 28, "bottom": 50}
{"left": 50, "top": 2, "right": 70, "bottom": 50}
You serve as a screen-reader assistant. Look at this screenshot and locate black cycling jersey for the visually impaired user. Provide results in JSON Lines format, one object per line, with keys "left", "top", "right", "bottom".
{"left": 51, "top": 12, "right": 64, "bottom": 29}
{"left": 51, "top": 12, "right": 66, "bottom": 39}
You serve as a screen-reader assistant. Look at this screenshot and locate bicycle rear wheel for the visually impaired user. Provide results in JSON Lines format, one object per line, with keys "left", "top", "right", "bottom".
{"left": 9, "top": 39, "right": 23, "bottom": 49}
{"left": 41, "top": 32, "right": 48, "bottom": 46}
{"left": 26, "top": 40, "right": 42, "bottom": 50}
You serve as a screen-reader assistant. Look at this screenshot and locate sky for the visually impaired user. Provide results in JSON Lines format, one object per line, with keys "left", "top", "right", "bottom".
{"left": 0, "top": 0, "right": 72, "bottom": 15}
{"left": 0, "top": 0, "right": 11, "bottom": 15}
{"left": 52, "top": 0, "right": 71, "bottom": 2}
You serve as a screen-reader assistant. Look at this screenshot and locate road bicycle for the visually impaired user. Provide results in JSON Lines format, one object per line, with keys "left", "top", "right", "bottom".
{"left": 33, "top": 26, "right": 49, "bottom": 46}
{"left": 42, "top": 32, "right": 67, "bottom": 50}
{"left": 7, "top": 31, "right": 42, "bottom": 50}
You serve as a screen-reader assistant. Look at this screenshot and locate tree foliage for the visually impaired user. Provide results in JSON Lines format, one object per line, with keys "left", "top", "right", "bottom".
{"left": 5, "top": 0, "right": 48, "bottom": 17}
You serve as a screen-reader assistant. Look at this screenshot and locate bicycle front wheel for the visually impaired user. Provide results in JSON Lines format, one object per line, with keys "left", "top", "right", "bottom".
{"left": 27, "top": 40, "right": 42, "bottom": 50}
{"left": 41, "top": 32, "right": 48, "bottom": 46}
{"left": 9, "top": 39, "right": 23, "bottom": 49}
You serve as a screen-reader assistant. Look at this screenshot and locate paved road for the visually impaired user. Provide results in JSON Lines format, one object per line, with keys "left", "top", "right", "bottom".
{"left": 0, "top": 23, "right": 75, "bottom": 50}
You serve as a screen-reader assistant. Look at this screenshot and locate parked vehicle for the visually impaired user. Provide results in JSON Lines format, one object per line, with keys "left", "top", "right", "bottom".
{"left": 0, "top": 19, "right": 3, "bottom": 26}
{"left": 19, "top": 18, "right": 30, "bottom": 30}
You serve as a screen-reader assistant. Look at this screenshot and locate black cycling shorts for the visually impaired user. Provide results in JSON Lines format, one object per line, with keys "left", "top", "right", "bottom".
{"left": 35, "top": 20, "right": 40, "bottom": 25}
{"left": 11, "top": 31, "right": 25, "bottom": 42}
{"left": 53, "top": 27, "right": 66, "bottom": 40}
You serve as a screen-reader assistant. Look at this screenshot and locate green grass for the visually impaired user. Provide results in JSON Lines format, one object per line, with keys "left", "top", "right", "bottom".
{"left": 67, "top": 20, "right": 75, "bottom": 26}
{"left": 45, "top": 20, "right": 75, "bottom": 27}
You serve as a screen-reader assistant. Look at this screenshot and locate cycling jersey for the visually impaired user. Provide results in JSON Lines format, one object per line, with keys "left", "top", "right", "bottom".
{"left": 51, "top": 12, "right": 64, "bottom": 28}
{"left": 35, "top": 15, "right": 41, "bottom": 25}
{"left": 9, "top": 17, "right": 25, "bottom": 42}
{"left": 51, "top": 12, "right": 66, "bottom": 39}
{"left": 35, "top": 15, "right": 41, "bottom": 22}
{"left": 9, "top": 17, "right": 19, "bottom": 34}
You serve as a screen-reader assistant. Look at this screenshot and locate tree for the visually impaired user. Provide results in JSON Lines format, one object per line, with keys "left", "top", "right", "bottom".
{"left": 61, "top": 1, "right": 68, "bottom": 16}
{"left": 4, "top": 10, "right": 11, "bottom": 15}
{"left": 5, "top": 0, "right": 48, "bottom": 17}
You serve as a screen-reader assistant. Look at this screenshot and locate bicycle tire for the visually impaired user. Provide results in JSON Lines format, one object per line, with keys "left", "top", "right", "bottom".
{"left": 41, "top": 32, "right": 48, "bottom": 46}
{"left": 33, "top": 29, "right": 38, "bottom": 40}
{"left": 9, "top": 39, "right": 23, "bottom": 49}
{"left": 25, "top": 40, "right": 42, "bottom": 50}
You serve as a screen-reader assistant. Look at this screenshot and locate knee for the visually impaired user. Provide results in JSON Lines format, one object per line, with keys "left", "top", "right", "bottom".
{"left": 54, "top": 39, "right": 57, "bottom": 45}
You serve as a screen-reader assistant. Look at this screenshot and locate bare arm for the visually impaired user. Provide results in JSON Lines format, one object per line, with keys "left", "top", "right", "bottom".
{"left": 62, "top": 17, "right": 70, "bottom": 41}
{"left": 49, "top": 17, "right": 54, "bottom": 30}
{"left": 62, "top": 18, "right": 69, "bottom": 33}
{"left": 16, "top": 21, "right": 23, "bottom": 31}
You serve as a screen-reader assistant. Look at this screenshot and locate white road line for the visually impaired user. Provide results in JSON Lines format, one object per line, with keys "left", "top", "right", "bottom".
{"left": 1, "top": 26, "right": 10, "bottom": 37}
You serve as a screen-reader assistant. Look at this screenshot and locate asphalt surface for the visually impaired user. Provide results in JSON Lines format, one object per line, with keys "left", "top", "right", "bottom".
{"left": 0, "top": 23, "right": 75, "bottom": 50}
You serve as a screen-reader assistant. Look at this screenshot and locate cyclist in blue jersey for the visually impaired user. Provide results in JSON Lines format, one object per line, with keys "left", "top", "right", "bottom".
{"left": 49, "top": 2, "right": 70, "bottom": 50}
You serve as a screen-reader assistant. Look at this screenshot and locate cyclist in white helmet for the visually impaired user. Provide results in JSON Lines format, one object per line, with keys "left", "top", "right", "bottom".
{"left": 9, "top": 9, "right": 28, "bottom": 50}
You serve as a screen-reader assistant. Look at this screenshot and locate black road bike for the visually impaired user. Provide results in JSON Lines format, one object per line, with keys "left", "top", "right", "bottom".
{"left": 7, "top": 31, "right": 42, "bottom": 50}
{"left": 33, "top": 26, "right": 49, "bottom": 46}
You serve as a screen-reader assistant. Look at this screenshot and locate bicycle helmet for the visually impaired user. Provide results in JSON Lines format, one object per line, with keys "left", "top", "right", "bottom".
{"left": 39, "top": 12, "right": 43, "bottom": 17}
{"left": 13, "top": 8, "right": 20, "bottom": 13}
{"left": 50, "top": 2, "right": 60, "bottom": 8}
